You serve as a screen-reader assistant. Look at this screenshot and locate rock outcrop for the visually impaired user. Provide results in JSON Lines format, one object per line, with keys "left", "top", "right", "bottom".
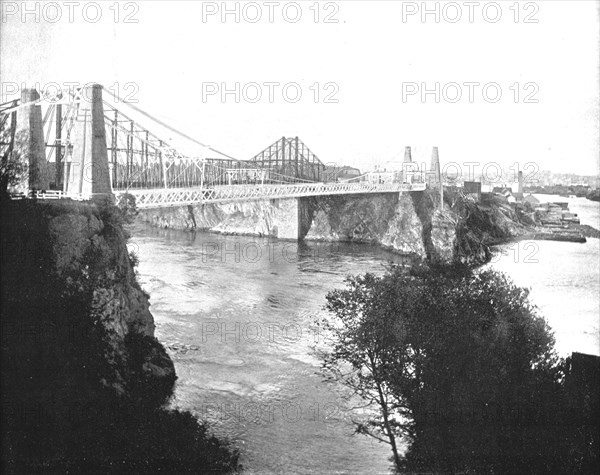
{"left": 137, "top": 189, "right": 529, "bottom": 266}
{"left": 138, "top": 198, "right": 302, "bottom": 239}
{"left": 1, "top": 199, "right": 172, "bottom": 394}
{"left": 1, "top": 198, "right": 240, "bottom": 472}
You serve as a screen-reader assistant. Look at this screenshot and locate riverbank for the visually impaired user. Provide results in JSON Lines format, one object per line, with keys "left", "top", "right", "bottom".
{"left": 465, "top": 192, "right": 600, "bottom": 246}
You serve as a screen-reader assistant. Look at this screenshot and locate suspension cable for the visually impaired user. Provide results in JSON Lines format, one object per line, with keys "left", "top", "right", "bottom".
{"left": 102, "top": 88, "right": 240, "bottom": 162}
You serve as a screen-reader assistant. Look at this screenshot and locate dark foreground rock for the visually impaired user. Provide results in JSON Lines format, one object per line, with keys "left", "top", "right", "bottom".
{"left": 1, "top": 198, "right": 239, "bottom": 473}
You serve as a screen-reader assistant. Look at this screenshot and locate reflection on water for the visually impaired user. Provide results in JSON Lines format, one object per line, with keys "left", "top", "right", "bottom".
{"left": 130, "top": 195, "right": 599, "bottom": 473}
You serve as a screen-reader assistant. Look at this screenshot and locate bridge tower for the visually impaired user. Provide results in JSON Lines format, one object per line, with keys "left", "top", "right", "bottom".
{"left": 430, "top": 146, "right": 443, "bottom": 209}
{"left": 64, "top": 84, "right": 113, "bottom": 200}
{"left": 429, "top": 147, "right": 441, "bottom": 183}
{"left": 15, "top": 88, "right": 49, "bottom": 193}
{"left": 402, "top": 146, "right": 413, "bottom": 184}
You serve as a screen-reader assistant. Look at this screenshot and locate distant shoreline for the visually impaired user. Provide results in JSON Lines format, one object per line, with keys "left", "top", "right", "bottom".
{"left": 524, "top": 188, "right": 600, "bottom": 203}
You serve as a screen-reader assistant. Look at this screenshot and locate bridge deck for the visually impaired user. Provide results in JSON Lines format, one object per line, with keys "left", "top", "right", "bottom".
{"left": 115, "top": 182, "right": 427, "bottom": 209}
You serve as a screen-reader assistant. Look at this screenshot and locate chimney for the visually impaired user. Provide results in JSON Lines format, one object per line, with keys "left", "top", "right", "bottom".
{"left": 518, "top": 171, "right": 524, "bottom": 194}
{"left": 430, "top": 146, "right": 441, "bottom": 184}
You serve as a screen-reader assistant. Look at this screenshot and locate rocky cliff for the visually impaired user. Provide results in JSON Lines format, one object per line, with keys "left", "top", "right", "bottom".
{"left": 2, "top": 199, "right": 172, "bottom": 394}
{"left": 302, "top": 193, "right": 426, "bottom": 256}
{"left": 1, "top": 198, "right": 238, "bottom": 472}
{"left": 138, "top": 189, "right": 523, "bottom": 266}
{"left": 137, "top": 197, "right": 303, "bottom": 239}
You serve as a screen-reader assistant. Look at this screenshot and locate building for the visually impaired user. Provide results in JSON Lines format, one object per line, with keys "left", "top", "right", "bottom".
{"left": 523, "top": 194, "right": 540, "bottom": 207}
{"left": 464, "top": 181, "right": 482, "bottom": 201}
{"left": 492, "top": 186, "right": 523, "bottom": 204}
{"left": 323, "top": 165, "right": 362, "bottom": 182}
{"left": 367, "top": 171, "right": 395, "bottom": 184}
{"left": 492, "top": 186, "right": 513, "bottom": 195}
{"left": 339, "top": 166, "right": 362, "bottom": 180}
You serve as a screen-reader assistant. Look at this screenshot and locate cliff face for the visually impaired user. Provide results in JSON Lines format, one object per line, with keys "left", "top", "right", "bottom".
{"left": 1, "top": 199, "right": 240, "bottom": 472}
{"left": 303, "top": 193, "right": 427, "bottom": 257}
{"left": 47, "top": 210, "right": 156, "bottom": 338}
{"left": 138, "top": 198, "right": 302, "bottom": 239}
{"left": 137, "top": 189, "right": 525, "bottom": 266}
{"left": 1, "top": 199, "right": 173, "bottom": 396}
{"left": 138, "top": 193, "right": 429, "bottom": 254}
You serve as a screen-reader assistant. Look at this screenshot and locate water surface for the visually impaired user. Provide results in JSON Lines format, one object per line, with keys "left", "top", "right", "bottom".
{"left": 487, "top": 195, "right": 600, "bottom": 356}
{"left": 132, "top": 231, "right": 403, "bottom": 474}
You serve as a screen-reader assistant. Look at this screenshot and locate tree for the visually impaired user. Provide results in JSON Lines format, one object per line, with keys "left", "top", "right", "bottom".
{"left": 0, "top": 114, "right": 28, "bottom": 197}
{"left": 321, "top": 263, "right": 570, "bottom": 473}
{"left": 320, "top": 272, "right": 415, "bottom": 470}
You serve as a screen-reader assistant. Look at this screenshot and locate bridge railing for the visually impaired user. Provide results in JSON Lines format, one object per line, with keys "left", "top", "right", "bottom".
{"left": 9, "top": 190, "right": 116, "bottom": 202}
{"left": 116, "top": 181, "right": 427, "bottom": 209}
{"left": 12, "top": 180, "right": 427, "bottom": 209}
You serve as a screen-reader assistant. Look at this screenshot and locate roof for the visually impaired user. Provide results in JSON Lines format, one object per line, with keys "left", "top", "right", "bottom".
{"left": 523, "top": 194, "right": 540, "bottom": 203}
{"left": 324, "top": 165, "right": 361, "bottom": 174}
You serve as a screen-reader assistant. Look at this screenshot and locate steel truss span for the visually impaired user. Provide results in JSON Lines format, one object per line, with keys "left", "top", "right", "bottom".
{"left": 249, "top": 136, "right": 325, "bottom": 183}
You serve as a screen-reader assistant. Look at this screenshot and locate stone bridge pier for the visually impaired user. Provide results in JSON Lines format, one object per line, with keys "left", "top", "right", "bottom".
{"left": 15, "top": 88, "right": 49, "bottom": 193}
{"left": 64, "top": 84, "right": 113, "bottom": 201}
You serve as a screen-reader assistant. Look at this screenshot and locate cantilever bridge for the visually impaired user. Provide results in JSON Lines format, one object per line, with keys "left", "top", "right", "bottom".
{"left": 1, "top": 84, "right": 435, "bottom": 209}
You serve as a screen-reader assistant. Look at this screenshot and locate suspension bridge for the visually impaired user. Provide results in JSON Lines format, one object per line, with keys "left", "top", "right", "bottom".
{"left": 1, "top": 84, "right": 434, "bottom": 210}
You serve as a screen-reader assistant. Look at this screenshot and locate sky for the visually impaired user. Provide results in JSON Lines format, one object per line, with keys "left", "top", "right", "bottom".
{"left": 1, "top": 0, "right": 599, "bottom": 176}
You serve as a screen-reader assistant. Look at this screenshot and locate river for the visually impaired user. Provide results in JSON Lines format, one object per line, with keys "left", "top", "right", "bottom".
{"left": 130, "top": 194, "right": 599, "bottom": 474}
{"left": 486, "top": 195, "right": 600, "bottom": 357}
